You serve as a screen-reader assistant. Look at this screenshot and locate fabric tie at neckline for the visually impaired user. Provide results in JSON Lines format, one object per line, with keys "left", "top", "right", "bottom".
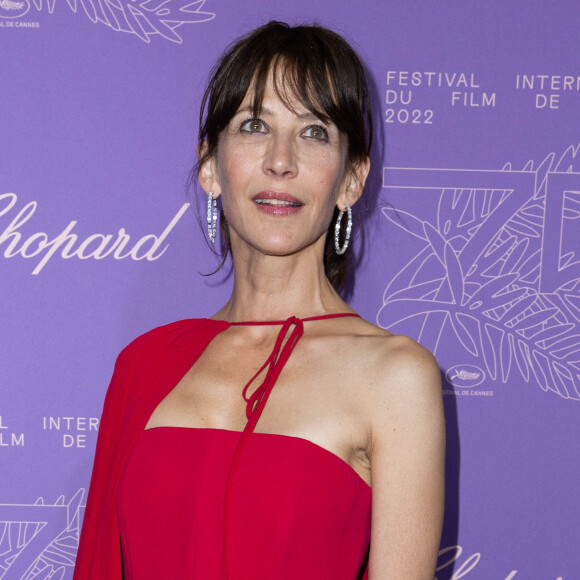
{"left": 229, "top": 313, "right": 360, "bottom": 428}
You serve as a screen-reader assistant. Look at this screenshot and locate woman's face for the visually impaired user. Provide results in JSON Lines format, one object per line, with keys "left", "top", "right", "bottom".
{"left": 199, "top": 72, "right": 366, "bottom": 258}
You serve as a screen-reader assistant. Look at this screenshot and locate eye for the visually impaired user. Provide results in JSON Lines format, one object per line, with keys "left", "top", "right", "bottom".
{"left": 240, "top": 118, "right": 267, "bottom": 133}
{"left": 303, "top": 125, "right": 329, "bottom": 141}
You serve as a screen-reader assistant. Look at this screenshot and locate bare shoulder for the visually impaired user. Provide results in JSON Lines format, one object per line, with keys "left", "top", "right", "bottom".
{"left": 347, "top": 318, "right": 441, "bottom": 388}
{"left": 377, "top": 333, "right": 441, "bottom": 397}
{"left": 344, "top": 318, "right": 443, "bottom": 422}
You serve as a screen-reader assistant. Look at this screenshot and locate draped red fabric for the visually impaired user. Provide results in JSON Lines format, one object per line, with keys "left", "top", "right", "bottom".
{"left": 74, "top": 316, "right": 370, "bottom": 579}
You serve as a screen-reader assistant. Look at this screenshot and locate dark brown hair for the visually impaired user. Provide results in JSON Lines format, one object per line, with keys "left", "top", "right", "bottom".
{"left": 197, "top": 21, "right": 373, "bottom": 291}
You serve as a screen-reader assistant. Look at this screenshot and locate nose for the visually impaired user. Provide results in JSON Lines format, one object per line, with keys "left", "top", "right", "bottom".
{"left": 262, "top": 133, "right": 297, "bottom": 177}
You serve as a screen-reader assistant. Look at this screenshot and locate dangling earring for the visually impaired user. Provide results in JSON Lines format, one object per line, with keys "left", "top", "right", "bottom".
{"left": 334, "top": 204, "right": 352, "bottom": 255}
{"left": 207, "top": 191, "right": 218, "bottom": 243}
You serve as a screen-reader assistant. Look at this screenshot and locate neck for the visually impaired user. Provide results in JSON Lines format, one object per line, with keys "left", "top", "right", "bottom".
{"left": 213, "top": 238, "right": 350, "bottom": 322}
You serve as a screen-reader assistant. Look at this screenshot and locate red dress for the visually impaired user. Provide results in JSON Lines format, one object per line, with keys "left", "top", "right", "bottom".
{"left": 75, "top": 315, "right": 371, "bottom": 579}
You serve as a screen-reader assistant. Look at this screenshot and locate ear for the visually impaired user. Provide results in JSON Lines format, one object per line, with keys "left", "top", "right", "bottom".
{"left": 337, "top": 156, "right": 370, "bottom": 210}
{"left": 197, "top": 142, "right": 222, "bottom": 199}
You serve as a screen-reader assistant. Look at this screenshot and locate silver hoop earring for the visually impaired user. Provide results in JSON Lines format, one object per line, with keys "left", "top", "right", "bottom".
{"left": 334, "top": 204, "right": 352, "bottom": 255}
{"left": 207, "top": 191, "right": 218, "bottom": 243}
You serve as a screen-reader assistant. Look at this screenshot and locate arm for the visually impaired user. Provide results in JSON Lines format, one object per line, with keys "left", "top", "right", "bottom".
{"left": 367, "top": 336, "right": 445, "bottom": 579}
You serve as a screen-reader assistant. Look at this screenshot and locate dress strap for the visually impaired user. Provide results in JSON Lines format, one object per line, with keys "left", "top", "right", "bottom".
{"left": 230, "top": 312, "right": 359, "bottom": 327}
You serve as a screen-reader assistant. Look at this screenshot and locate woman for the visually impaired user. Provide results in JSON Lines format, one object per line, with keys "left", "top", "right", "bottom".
{"left": 74, "top": 21, "right": 445, "bottom": 580}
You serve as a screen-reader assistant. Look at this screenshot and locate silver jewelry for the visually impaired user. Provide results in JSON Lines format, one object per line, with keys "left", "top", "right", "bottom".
{"left": 207, "top": 191, "right": 218, "bottom": 243}
{"left": 334, "top": 204, "right": 352, "bottom": 255}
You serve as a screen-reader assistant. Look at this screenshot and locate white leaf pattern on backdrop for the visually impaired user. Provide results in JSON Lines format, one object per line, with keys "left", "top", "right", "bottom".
{"left": 0, "top": 490, "right": 84, "bottom": 579}
{"left": 380, "top": 145, "right": 580, "bottom": 401}
{"left": 28, "top": 0, "right": 214, "bottom": 43}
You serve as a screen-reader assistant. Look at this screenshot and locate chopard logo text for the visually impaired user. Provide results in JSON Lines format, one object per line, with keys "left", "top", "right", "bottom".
{"left": 0, "top": 193, "right": 189, "bottom": 274}
{"left": 436, "top": 545, "right": 564, "bottom": 580}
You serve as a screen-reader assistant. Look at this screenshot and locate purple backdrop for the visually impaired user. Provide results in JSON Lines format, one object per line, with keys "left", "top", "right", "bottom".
{"left": 1, "top": 1, "right": 578, "bottom": 578}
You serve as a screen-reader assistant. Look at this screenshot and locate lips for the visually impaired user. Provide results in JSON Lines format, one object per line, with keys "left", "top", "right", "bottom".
{"left": 252, "top": 191, "right": 304, "bottom": 216}
{"left": 252, "top": 191, "right": 303, "bottom": 205}
{"left": 254, "top": 198, "right": 301, "bottom": 207}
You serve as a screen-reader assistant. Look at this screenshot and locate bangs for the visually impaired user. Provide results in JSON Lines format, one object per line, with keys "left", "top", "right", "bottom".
{"left": 248, "top": 53, "right": 337, "bottom": 126}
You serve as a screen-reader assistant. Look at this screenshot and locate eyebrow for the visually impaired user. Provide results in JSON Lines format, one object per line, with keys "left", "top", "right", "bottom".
{"left": 234, "top": 105, "right": 324, "bottom": 123}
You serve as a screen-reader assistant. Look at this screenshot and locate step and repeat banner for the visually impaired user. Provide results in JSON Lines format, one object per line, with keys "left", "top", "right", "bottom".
{"left": 1, "top": 1, "right": 578, "bottom": 578}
